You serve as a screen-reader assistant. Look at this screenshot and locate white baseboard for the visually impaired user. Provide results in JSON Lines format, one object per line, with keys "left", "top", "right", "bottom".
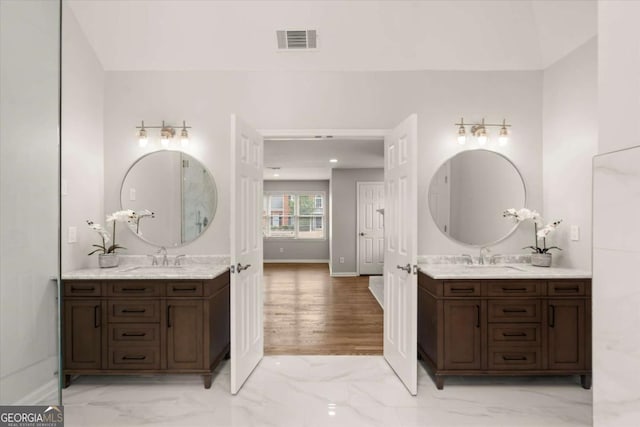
{"left": 330, "top": 272, "right": 358, "bottom": 277}
{"left": 264, "top": 259, "right": 329, "bottom": 264}
{"left": 14, "top": 378, "right": 58, "bottom": 405}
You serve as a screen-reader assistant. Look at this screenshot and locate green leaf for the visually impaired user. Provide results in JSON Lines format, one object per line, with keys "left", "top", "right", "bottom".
{"left": 87, "top": 249, "right": 104, "bottom": 256}
{"left": 522, "top": 246, "right": 543, "bottom": 253}
{"left": 543, "top": 246, "right": 562, "bottom": 253}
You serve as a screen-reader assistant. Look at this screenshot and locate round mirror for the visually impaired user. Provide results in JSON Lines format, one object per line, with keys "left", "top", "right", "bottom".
{"left": 428, "top": 149, "right": 525, "bottom": 246}
{"left": 120, "top": 151, "right": 217, "bottom": 247}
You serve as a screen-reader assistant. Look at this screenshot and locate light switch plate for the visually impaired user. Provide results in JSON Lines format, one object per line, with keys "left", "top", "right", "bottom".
{"left": 339, "top": 257, "right": 345, "bottom": 264}
{"left": 68, "top": 226, "right": 77, "bottom": 243}
{"left": 129, "top": 188, "right": 136, "bottom": 201}
{"left": 570, "top": 225, "right": 580, "bottom": 241}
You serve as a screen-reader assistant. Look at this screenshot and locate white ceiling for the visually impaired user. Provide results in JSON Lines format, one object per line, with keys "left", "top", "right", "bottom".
{"left": 67, "top": 0, "right": 597, "bottom": 71}
{"left": 264, "top": 139, "right": 384, "bottom": 180}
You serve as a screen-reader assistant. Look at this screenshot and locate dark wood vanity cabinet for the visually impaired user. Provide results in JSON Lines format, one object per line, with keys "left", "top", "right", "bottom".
{"left": 63, "top": 272, "right": 230, "bottom": 389}
{"left": 418, "top": 273, "right": 591, "bottom": 389}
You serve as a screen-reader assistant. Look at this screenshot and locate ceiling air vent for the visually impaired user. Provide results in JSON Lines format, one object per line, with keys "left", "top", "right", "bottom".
{"left": 277, "top": 30, "right": 317, "bottom": 50}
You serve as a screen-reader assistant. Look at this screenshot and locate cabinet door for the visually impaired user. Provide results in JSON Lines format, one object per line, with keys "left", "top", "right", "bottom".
{"left": 548, "top": 299, "right": 585, "bottom": 370}
{"left": 166, "top": 300, "right": 204, "bottom": 370}
{"left": 443, "top": 300, "right": 481, "bottom": 370}
{"left": 64, "top": 300, "right": 103, "bottom": 370}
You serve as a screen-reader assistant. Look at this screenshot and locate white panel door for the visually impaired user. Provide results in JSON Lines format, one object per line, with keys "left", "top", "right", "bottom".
{"left": 230, "top": 114, "right": 264, "bottom": 394}
{"left": 384, "top": 114, "right": 418, "bottom": 395}
{"left": 358, "top": 182, "right": 384, "bottom": 275}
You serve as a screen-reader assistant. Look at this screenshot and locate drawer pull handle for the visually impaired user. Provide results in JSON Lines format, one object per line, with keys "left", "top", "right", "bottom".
{"left": 121, "top": 288, "right": 147, "bottom": 292}
{"left": 502, "top": 308, "right": 527, "bottom": 313}
{"left": 71, "top": 286, "right": 95, "bottom": 292}
{"left": 94, "top": 305, "right": 100, "bottom": 328}
{"left": 121, "top": 309, "right": 146, "bottom": 314}
{"left": 503, "top": 332, "right": 527, "bottom": 337}
{"left": 122, "top": 355, "right": 147, "bottom": 361}
{"left": 451, "top": 288, "right": 475, "bottom": 293}
{"left": 122, "top": 332, "right": 146, "bottom": 337}
{"left": 172, "top": 287, "right": 197, "bottom": 292}
{"left": 502, "top": 287, "right": 527, "bottom": 292}
{"left": 554, "top": 286, "right": 579, "bottom": 292}
{"left": 502, "top": 355, "right": 527, "bottom": 361}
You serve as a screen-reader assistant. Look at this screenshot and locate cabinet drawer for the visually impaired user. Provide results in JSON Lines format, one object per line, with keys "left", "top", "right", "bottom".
{"left": 109, "top": 324, "right": 160, "bottom": 345}
{"left": 548, "top": 281, "right": 586, "bottom": 296}
{"left": 488, "top": 300, "right": 540, "bottom": 323}
{"left": 488, "top": 349, "right": 541, "bottom": 370}
{"left": 107, "top": 281, "right": 162, "bottom": 297}
{"left": 108, "top": 300, "right": 160, "bottom": 323}
{"left": 487, "top": 281, "right": 542, "bottom": 297}
{"left": 64, "top": 281, "right": 102, "bottom": 297}
{"left": 444, "top": 282, "right": 481, "bottom": 297}
{"left": 109, "top": 347, "right": 160, "bottom": 370}
{"left": 488, "top": 324, "right": 541, "bottom": 346}
{"left": 167, "top": 281, "right": 203, "bottom": 297}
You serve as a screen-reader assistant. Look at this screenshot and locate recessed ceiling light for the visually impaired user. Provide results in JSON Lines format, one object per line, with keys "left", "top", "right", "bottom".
{"left": 273, "top": 173, "right": 280, "bottom": 177}
{"left": 329, "top": 159, "right": 338, "bottom": 163}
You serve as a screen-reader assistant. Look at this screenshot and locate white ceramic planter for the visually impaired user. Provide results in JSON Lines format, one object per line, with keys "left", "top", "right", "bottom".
{"left": 98, "top": 253, "right": 119, "bottom": 268}
{"left": 531, "top": 253, "right": 552, "bottom": 267}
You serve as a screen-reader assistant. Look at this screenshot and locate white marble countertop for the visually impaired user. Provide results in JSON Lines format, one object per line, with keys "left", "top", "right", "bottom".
{"left": 62, "top": 255, "right": 230, "bottom": 280}
{"left": 418, "top": 263, "right": 592, "bottom": 280}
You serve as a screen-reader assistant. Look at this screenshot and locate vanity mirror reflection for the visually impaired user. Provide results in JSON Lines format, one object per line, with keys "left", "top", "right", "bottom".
{"left": 428, "top": 149, "right": 525, "bottom": 246}
{"left": 120, "top": 151, "right": 217, "bottom": 247}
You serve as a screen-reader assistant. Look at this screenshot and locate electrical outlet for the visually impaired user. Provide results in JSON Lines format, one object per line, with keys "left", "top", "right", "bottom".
{"left": 68, "top": 226, "right": 77, "bottom": 243}
{"left": 279, "top": 248, "right": 284, "bottom": 253}
{"left": 339, "top": 257, "right": 345, "bottom": 264}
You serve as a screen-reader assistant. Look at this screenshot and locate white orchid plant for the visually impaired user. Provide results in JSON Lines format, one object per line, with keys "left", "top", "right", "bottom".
{"left": 87, "top": 209, "right": 136, "bottom": 255}
{"left": 503, "top": 208, "right": 563, "bottom": 254}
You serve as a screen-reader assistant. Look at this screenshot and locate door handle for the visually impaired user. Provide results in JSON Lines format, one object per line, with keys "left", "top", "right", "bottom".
{"left": 237, "top": 263, "right": 252, "bottom": 273}
{"left": 396, "top": 264, "right": 411, "bottom": 273}
{"left": 359, "top": 232, "right": 365, "bottom": 236}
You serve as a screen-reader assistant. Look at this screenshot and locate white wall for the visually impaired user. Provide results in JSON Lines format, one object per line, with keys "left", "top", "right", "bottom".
{"left": 61, "top": 2, "right": 105, "bottom": 271}
{"left": 0, "top": 0, "right": 60, "bottom": 404}
{"left": 330, "top": 168, "right": 384, "bottom": 274}
{"left": 594, "top": 1, "right": 640, "bottom": 424}
{"left": 263, "top": 180, "right": 330, "bottom": 261}
{"left": 103, "top": 70, "right": 543, "bottom": 259}
{"left": 542, "top": 38, "right": 597, "bottom": 270}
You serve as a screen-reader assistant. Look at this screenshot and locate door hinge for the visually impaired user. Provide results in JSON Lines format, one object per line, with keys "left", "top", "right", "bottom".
{"left": 230, "top": 264, "right": 236, "bottom": 274}
{"left": 413, "top": 264, "right": 418, "bottom": 275}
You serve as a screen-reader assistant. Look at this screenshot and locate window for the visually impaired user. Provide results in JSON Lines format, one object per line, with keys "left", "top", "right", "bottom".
{"left": 264, "top": 192, "right": 326, "bottom": 239}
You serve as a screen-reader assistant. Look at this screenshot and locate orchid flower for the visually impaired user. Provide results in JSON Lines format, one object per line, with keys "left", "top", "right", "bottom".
{"left": 537, "top": 220, "right": 563, "bottom": 239}
{"left": 503, "top": 208, "right": 562, "bottom": 254}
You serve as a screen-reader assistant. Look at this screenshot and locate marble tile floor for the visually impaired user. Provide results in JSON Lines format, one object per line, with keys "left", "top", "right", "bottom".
{"left": 62, "top": 356, "right": 592, "bottom": 427}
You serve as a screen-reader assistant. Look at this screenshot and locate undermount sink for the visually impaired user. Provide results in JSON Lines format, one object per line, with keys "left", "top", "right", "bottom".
{"left": 123, "top": 265, "right": 186, "bottom": 273}
{"left": 463, "top": 265, "right": 525, "bottom": 272}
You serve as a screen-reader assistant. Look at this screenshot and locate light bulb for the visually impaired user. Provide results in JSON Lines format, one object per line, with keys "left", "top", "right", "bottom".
{"left": 137, "top": 122, "right": 148, "bottom": 147}
{"left": 161, "top": 136, "right": 170, "bottom": 147}
{"left": 477, "top": 128, "right": 488, "bottom": 145}
{"left": 180, "top": 121, "right": 189, "bottom": 148}
{"left": 499, "top": 120, "right": 508, "bottom": 146}
{"left": 457, "top": 124, "right": 466, "bottom": 145}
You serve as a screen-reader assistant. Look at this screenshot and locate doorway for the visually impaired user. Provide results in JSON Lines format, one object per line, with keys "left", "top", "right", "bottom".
{"left": 231, "top": 118, "right": 418, "bottom": 395}
{"left": 357, "top": 181, "right": 385, "bottom": 275}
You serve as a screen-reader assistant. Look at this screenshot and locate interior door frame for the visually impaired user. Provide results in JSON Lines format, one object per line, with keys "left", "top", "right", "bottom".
{"left": 260, "top": 128, "right": 388, "bottom": 277}
{"left": 356, "top": 181, "right": 384, "bottom": 276}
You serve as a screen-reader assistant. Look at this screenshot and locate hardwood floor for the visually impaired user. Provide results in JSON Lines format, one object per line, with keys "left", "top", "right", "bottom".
{"left": 264, "top": 263, "right": 383, "bottom": 355}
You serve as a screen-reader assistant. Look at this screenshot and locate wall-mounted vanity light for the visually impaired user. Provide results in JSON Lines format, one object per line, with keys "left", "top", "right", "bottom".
{"left": 136, "top": 120, "right": 191, "bottom": 148}
{"left": 455, "top": 117, "right": 510, "bottom": 146}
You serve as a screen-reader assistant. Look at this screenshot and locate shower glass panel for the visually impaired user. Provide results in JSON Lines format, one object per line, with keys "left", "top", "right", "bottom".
{"left": 0, "top": 0, "right": 62, "bottom": 405}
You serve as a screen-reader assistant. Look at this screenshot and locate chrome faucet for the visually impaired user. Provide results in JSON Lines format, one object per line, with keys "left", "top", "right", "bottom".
{"left": 479, "top": 247, "right": 491, "bottom": 265}
{"left": 157, "top": 247, "right": 169, "bottom": 266}
{"left": 174, "top": 254, "right": 186, "bottom": 266}
{"left": 147, "top": 254, "right": 158, "bottom": 266}
{"left": 460, "top": 254, "right": 474, "bottom": 265}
